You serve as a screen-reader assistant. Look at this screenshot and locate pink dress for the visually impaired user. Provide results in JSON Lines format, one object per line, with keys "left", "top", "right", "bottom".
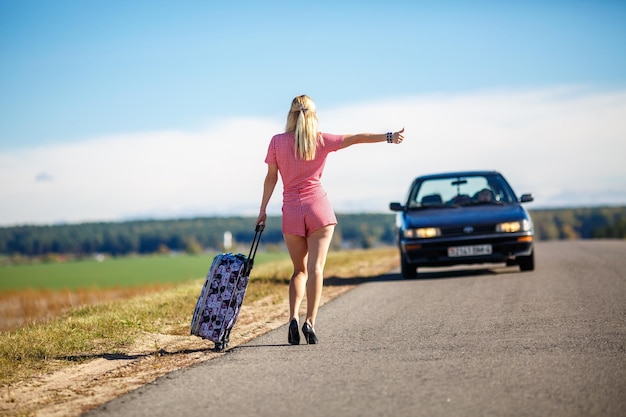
{"left": 265, "top": 132, "right": 344, "bottom": 236}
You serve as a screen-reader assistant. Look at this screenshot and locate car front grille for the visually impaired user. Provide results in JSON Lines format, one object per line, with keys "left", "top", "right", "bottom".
{"left": 440, "top": 224, "right": 495, "bottom": 237}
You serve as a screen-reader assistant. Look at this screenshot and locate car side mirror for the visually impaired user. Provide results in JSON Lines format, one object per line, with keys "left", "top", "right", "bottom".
{"left": 389, "top": 202, "right": 404, "bottom": 211}
{"left": 520, "top": 194, "right": 534, "bottom": 203}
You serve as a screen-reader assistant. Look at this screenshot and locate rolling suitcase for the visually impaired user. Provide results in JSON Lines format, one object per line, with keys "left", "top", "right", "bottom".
{"left": 190, "top": 224, "right": 263, "bottom": 351}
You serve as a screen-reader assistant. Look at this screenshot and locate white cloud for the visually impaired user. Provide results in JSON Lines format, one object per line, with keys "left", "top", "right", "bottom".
{"left": 1, "top": 86, "right": 625, "bottom": 226}
{"left": 323, "top": 86, "right": 626, "bottom": 211}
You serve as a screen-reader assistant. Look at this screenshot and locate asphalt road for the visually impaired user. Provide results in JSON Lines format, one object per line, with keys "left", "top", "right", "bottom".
{"left": 85, "top": 240, "right": 626, "bottom": 417}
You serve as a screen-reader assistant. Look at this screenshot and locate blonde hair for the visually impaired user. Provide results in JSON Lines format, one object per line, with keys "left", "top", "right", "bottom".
{"left": 285, "top": 95, "right": 322, "bottom": 160}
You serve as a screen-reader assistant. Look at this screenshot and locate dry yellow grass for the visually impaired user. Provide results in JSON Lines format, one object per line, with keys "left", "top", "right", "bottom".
{"left": 0, "top": 285, "right": 176, "bottom": 332}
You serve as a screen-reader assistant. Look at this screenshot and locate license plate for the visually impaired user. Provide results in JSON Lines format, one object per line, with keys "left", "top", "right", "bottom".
{"left": 448, "top": 244, "right": 492, "bottom": 257}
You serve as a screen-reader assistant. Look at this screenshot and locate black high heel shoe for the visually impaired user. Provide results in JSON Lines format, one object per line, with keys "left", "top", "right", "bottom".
{"left": 288, "top": 319, "right": 300, "bottom": 345}
{"left": 301, "top": 322, "right": 319, "bottom": 344}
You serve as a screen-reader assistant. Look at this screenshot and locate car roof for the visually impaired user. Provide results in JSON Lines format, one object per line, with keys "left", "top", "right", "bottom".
{"left": 414, "top": 170, "right": 502, "bottom": 181}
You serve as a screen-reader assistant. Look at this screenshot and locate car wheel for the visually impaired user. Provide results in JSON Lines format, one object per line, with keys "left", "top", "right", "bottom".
{"left": 518, "top": 250, "right": 535, "bottom": 271}
{"left": 401, "top": 256, "right": 418, "bottom": 279}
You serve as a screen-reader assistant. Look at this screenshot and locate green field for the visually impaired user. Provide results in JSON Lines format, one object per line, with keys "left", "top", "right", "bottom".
{"left": 0, "top": 252, "right": 290, "bottom": 291}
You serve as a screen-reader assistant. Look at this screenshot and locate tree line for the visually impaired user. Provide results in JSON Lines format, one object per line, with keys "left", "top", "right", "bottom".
{"left": 0, "top": 207, "right": 623, "bottom": 258}
{"left": 0, "top": 214, "right": 395, "bottom": 257}
{"left": 530, "top": 206, "right": 626, "bottom": 240}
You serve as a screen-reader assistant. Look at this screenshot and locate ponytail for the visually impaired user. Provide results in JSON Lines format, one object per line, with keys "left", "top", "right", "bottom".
{"left": 286, "top": 95, "right": 322, "bottom": 161}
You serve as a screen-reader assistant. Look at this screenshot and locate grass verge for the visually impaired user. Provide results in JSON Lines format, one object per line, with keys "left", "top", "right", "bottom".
{"left": 0, "top": 247, "right": 398, "bottom": 387}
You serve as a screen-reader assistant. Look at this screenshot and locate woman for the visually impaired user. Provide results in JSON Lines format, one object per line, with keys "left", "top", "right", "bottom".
{"left": 256, "top": 95, "right": 404, "bottom": 345}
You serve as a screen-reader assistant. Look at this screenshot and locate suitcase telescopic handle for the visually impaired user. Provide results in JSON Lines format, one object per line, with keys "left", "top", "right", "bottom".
{"left": 244, "top": 224, "right": 264, "bottom": 276}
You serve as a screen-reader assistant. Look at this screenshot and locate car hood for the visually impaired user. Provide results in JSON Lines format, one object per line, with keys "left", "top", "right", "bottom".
{"left": 401, "top": 204, "right": 530, "bottom": 228}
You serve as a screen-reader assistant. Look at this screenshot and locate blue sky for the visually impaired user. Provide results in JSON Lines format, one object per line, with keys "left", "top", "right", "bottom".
{"left": 1, "top": 1, "right": 625, "bottom": 225}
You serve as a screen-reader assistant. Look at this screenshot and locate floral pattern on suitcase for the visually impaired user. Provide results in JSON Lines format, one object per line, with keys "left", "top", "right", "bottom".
{"left": 190, "top": 253, "right": 249, "bottom": 344}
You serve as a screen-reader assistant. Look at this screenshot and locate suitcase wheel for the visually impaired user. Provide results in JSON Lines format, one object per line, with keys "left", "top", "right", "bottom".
{"left": 213, "top": 338, "right": 229, "bottom": 352}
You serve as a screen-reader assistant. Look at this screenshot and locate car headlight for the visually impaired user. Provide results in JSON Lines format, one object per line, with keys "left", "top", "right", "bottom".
{"left": 496, "top": 220, "right": 531, "bottom": 233}
{"left": 404, "top": 227, "right": 441, "bottom": 238}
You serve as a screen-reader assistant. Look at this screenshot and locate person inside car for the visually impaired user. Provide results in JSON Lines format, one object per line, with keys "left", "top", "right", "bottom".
{"left": 473, "top": 188, "right": 495, "bottom": 203}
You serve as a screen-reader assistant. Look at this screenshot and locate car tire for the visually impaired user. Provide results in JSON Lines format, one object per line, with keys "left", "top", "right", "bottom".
{"left": 401, "top": 256, "right": 418, "bottom": 279}
{"left": 518, "top": 250, "right": 535, "bottom": 271}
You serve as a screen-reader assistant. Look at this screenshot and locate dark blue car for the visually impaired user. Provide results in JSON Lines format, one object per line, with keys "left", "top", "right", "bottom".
{"left": 389, "top": 171, "right": 535, "bottom": 278}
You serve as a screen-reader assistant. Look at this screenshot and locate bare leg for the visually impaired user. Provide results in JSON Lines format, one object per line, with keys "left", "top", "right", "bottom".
{"left": 284, "top": 233, "right": 308, "bottom": 322}
{"left": 304, "top": 225, "right": 335, "bottom": 327}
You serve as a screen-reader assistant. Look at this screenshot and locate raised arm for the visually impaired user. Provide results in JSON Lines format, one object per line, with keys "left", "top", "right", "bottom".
{"left": 340, "top": 128, "right": 405, "bottom": 149}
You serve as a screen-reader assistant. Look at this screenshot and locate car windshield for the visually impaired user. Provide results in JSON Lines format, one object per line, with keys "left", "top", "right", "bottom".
{"left": 407, "top": 174, "right": 518, "bottom": 209}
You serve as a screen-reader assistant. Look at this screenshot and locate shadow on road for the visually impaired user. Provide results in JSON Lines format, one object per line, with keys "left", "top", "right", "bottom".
{"left": 54, "top": 347, "right": 216, "bottom": 363}
{"left": 416, "top": 264, "right": 521, "bottom": 280}
{"left": 324, "top": 272, "right": 403, "bottom": 286}
{"left": 324, "top": 264, "right": 520, "bottom": 286}
{"left": 416, "top": 268, "right": 499, "bottom": 280}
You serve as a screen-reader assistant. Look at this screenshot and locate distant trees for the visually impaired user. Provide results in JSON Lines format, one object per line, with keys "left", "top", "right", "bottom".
{"left": 530, "top": 206, "right": 625, "bottom": 240}
{"left": 592, "top": 218, "right": 626, "bottom": 239}
{"left": 0, "top": 214, "right": 398, "bottom": 258}
{"left": 0, "top": 217, "right": 260, "bottom": 257}
{"left": 0, "top": 207, "right": 624, "bottom": 258}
